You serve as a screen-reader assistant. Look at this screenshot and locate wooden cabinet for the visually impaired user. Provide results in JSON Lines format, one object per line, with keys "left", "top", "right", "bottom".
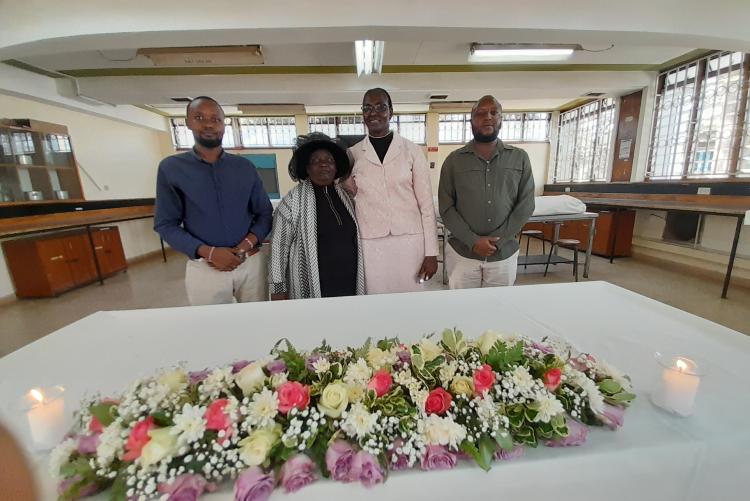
{"left": 91, "top": 227, "right": 127, "bottom": 276}
{"left": 1, "top": 227, "right": 126, "bottom": 298}
{"left": 522, "top": 210, "right": 636, "bottom": 258}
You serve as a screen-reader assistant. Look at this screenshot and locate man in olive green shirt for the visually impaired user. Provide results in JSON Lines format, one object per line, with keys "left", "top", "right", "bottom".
{"left": 438, "top": 95, "right": 535, "bottom": 289}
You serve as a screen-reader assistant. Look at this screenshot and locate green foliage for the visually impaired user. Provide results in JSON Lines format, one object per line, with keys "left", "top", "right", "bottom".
{"left": 486, "top": 341, "right": 524, "bottom": 373}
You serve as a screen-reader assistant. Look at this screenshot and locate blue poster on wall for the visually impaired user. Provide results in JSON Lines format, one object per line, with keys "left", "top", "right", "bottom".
{"left": 242, "top": 154, "right": 280, "bottom": 199}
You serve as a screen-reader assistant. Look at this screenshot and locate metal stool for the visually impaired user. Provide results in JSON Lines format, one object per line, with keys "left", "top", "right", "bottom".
{"left": 518, "top": 229, "right": 546, "bottom": 269}
{"left": 544, "top": 238, "right": 580, "bottom": 282}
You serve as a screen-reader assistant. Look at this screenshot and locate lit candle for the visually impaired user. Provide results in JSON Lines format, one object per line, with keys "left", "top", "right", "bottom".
{"left": 653, "top": 356, "right": 701, "bottom": 417}
{"left": 24, "top": 386, "right": 66, "bottom": 450}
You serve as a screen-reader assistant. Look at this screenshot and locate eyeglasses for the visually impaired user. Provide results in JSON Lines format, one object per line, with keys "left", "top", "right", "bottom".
{"left": 361, "top": 103, "right": 390, "bottom": 114}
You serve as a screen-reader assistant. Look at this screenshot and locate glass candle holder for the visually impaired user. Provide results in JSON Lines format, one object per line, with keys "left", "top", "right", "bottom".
{"left": 651, "top": 353, "right": 702, "bottom": 417}
{"left": 18, "top": 386, "right": 67, "bottom": 451}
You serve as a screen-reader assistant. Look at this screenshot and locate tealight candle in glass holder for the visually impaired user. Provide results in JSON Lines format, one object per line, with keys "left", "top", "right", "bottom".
{"left": 19, "top": 386, "right": 66, "bottom": 450}
{"left": 651, "top": 353, "right": 702, "bottom": 417}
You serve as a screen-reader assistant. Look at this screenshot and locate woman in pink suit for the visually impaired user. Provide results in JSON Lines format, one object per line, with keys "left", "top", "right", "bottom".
{"left": 344, "top": 88, "right": 439, "bottom": 294}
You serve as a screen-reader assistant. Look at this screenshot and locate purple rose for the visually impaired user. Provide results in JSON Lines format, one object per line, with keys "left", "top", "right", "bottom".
{"left": 232, "top": 360, "right": 252, "bottom": 374}
{"left": 388, "top": 439, "right": 410, "bottom": 470}
{"left": 546, "top": 417, "right": 589, "bottom": 447}
{"left": 350, "top": 451, "right": 384, "bottom": 487}
{"left": 280, "top": 454, "right": 317, "bottom": 493}
{"left": 532, "top": 342, "right": 553, "bottom": 354}
{"left": 189, "top": 369, "right": 210, "bottom": 385}
{"left": 234, "top": 467, "right": 275, "bottom": 501}
{"left": 495, "top": 445, "right": 525, "bottom": 460}
{"left": 305, "top": 354, "right": 324, "bottom": 372}
{"left": 57, "top": 475, "right": 99, "bottom": 499}
{"left": 396, "top": 350, "right": 411, "bottom": 366}
{"left": 265, "top": 359, "right": 288, "bottom": 375}
{"left": 597, "top": 403, "right": 625, "bottom": 430}
{"left": 76, "top": 434, "right": 99, "bottom": 455}
{"left": 420, "top": 445, "right": 457, "bottom": 471}
{"left": 325, "top": 440, "right": 356, "bottom": 481}
{"left": 158, "top": 474, "right": 212, "bottom": 501}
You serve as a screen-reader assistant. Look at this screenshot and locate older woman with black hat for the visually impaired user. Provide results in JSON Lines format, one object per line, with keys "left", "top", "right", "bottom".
{"left": 268, "top": 132, "right": 365, "bottom": 300}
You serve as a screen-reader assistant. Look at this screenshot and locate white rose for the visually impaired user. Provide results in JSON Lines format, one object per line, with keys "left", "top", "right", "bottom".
{"left": 317, "top": 382, "right": 349, "bottom": 418}
{"left": 235, "top": 362, "right": 267, "bottom": 396}
{"left": 477, "top": 330, "right": 502, "bottom": 355}
{"left": 238, "top": 426, "right": 281, "bottom": 466}
{"left": 140, "top": 427, "right": 179, "bottom": 466}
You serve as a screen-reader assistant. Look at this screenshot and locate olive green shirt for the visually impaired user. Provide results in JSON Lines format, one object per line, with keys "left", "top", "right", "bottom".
{"left": 438, "top": 140, "right": 535, "bottom": 261}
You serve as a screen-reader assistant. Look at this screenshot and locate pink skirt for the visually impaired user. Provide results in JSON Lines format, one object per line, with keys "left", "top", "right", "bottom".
{"left": 361, "top": 233, "right": 425, "bottom": 294}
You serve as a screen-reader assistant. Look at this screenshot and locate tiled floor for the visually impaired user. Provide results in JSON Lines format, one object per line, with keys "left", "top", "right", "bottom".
{"left": 1, "top": 242, "right": 748, "bottom": 357}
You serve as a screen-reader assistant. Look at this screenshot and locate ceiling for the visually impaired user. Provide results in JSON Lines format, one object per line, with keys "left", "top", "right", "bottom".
{"left": 2, "top": 1, "right": 748, "bottom": 114}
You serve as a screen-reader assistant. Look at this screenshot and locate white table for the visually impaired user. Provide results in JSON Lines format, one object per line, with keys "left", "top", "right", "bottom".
{"left": 1, "top": 282, "right": 749, "bottom": 500}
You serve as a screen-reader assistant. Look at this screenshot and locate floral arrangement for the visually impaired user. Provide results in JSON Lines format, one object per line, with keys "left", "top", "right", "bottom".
{"left": 51, "top": 329, "right": 635, "bottom": 501}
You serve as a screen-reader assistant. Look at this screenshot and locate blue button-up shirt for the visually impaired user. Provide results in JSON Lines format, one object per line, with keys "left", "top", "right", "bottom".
{"left": 154, "top": 149, "right": 273, "bottom": 258}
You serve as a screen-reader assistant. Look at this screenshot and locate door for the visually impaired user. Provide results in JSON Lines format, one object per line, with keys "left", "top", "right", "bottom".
{"left": 62, "top": 233, "right": 97, "bottom": 285}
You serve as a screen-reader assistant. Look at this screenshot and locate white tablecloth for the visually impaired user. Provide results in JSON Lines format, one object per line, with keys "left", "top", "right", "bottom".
{"left": 1, "top": 282, "right": 749, "bottom": 500}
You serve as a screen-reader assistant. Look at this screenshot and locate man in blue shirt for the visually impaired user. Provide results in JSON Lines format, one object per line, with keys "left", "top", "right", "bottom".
{"left": 154, "top": 96, "right": 273, "bottom": 304}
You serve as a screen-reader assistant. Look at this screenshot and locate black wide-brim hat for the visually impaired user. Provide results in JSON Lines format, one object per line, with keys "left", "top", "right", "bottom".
{"left": 288, "top": 132, "right": 352, "bottom": 182}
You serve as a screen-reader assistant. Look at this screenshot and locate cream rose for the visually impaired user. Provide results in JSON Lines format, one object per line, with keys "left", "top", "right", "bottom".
{"left": 236, "top": 362, "right": 267, "bottom": 396}
{"left": 450, "top": 375, "right": 475, "bottom": 396}
{"left": 239, "top": 426, "right": 281, "bottom": 466}
{"left": 157, "top": 369, "right": 188, "bottom": 393}
{"left": 418, "top": 338, "right": 443, "bottom": 362}
{"left": 477, "top": 330, "right": 502, "bottom": 355}
{"left": 140, "top": 427, "right": 179, "bottom": 466}
{"left": 317, "top": 382, "right": 349, "bottom": 418}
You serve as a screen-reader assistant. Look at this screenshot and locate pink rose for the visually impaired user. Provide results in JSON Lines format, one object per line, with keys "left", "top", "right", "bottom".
{"left": 234, "top": 467, "right": 275, "bottom": 501}
{"left": 596, "top": 403, "right": 625, "bottom": 430}
{"left": 123, "top": 416, "right": 155, "bottom": 461}
{"left": 420, "top": 445, "right": 457, "bottom": 470}
{"left": 546, "top": 417, "right": 589, "bottom": 447}
{"left": 325, "top": 440, "right": 356, "bottom": 482}
{"left": 158, "top": 474, "right": 213, "bottom": 501}
{"left": 473, "top": 364, "right": 496, "bottom": 395}
{"left": 350, "top": 451, "right": 384, "bottom": 487}
{"left": 424, "top": 387, "right": 452, "bottom": 415}
{"left": 495, "top": 445, "right": 525, "bottom": 460}
{"left": 280, "top": 454, "right": 317, "bottom": 493}
{"left": 205, "top": 399, "right": 233, "bottom": 443}
{"left": 277, "top": 382, "right": 311, "bottom": 415}
{"left": 543, "top": 368, "right": 562, "bottom": 392}
{"left": 76, "top": 434, "right": 100, "bottom": 455}
{"left": 367, "top": 370, "right": 393, "bottom": 397}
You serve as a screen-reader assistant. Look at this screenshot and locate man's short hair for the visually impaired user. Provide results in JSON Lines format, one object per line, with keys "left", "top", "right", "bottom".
{"left": 186, "top": 96, "right": 222, "bottom": 115}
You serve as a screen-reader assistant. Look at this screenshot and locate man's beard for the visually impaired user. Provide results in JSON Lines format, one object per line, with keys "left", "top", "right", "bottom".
{"left": 195, "top": 134, "right": 223, "bottom": 148}
{"left": 472, "top": 126, "right": 500, "bottom": 143}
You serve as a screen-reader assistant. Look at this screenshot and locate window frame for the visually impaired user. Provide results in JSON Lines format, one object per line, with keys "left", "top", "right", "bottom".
{"left": 646, "top": 51, "right": 750, "bottom": 181}
{"left": 437, "top": 112, "right": 551, "bottom": 145}
{"left": 170, "top": 116, "right": 298, "bottom": 150}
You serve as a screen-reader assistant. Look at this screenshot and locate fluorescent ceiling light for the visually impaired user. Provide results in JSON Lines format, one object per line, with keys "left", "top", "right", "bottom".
{"left": 355, "top": 40, "right": 384, "bottom": 76}
{"left": 138, "top": 46, "right": 264, "bottom": 67}
{"left": 469, "top": 43, "right": 580, "bottom": 63}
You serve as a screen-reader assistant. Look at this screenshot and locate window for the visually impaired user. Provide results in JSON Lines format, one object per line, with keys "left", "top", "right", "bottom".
{"left": 648, "top": 51, "right": 750, "bottom": 179}
{"left": 390, "top": 114, "right": 426, "bottom": 144}
{"left": 170, "top": 117, "right": 296, "bottom": 149}
{"left": 308, "top": 115, "right": 365, "bottom": 137}
{"left": 438, "top": 112, "right": 551, "bottom": 144}
{"left": 46, "top": 134, "right": 72, "bottom": 153}
{"left": 11, "top": 132, "right": 35, "bottom": 154}
{"left": 238, "top": 117, "right": 296, "bottom": 148}
{"left": 552, "top": 98, "right": 617, "bottom": 183}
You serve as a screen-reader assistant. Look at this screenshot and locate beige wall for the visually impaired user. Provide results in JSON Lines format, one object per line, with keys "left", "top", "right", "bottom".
{"left": 0, "top": 94, "right": 173, "bottom": 298}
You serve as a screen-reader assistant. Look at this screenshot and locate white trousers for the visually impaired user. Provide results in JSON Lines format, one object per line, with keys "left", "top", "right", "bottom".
{"left": 185, "top": 249, "right": 268, "bottom": 305}
{"left": 445, "top": 244, "right": 519, "bottom": 289}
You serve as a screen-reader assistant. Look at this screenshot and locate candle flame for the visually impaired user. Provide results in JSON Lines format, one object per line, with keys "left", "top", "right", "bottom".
{"left": 29, "top": 388, "right": 45, "bottom": 403}
{"left": 675, "top": 359, "right": 688, "bottom": 372}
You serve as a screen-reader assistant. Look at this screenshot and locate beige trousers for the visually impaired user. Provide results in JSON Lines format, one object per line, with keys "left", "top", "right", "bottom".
{"left": 185, "top": 249, "right": 268, "bottom": 305}
{"left": 445, "top": 244, "right": 519, "bottom": 289}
